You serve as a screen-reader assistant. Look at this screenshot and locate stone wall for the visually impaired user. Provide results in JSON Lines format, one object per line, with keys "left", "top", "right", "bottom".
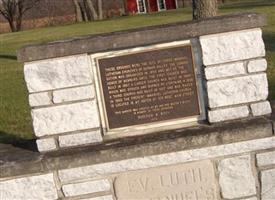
{"left": 20, "top": 13, "right": 272, "bottom": 152}
{"left": 200, "top": 28, "right": 271, "bottom": 123}
{"left": 1, "top": 116, "right": 275, "bottom": 200}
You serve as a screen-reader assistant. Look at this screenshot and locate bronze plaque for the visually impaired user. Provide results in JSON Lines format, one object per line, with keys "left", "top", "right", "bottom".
{"left": 97, "top": 45, "right": 200, "bottom": 130}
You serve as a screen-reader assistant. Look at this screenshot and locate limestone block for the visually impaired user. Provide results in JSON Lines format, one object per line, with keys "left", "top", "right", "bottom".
{"left": 29, "top": 92, "right": 52, "bottom": 107}
{"left": 207, "top": 74, "right": 268, "bottom": 108}
{"left": 257, "top": 151, "right": 275, "bottom": 167}
{"left": 24, "top": 55, "right": 92, "bottom": 93}
{"left": 58, "top": 137, "right": 275, "bottom": 184}
{"left": 218, "top": 155, "right": 256, "bottom": 199}
{"left": 59, "top": 130, "right": 102, "bottom": 148}
{"left": 247, "top": 59, "right": 267, "bottom": 73}
{"left": 114, "top": 161, "right": 218, "bottom": 200}
{"left": 32, "top": 101, "right": 100, "bottom": 137}
{"left": 200, "top": 28, "right": 265, "bottom": 65}
{"left": 37, "top": 138, "right": 57, "bottom": 152}
{"left": 0, "top": 173, "right": 58, "bottom": 200}
{"left": 208, "top": 106, "right": 249, "bottom": 123}
{"left": 62, "top": 179, "right": 110, "bottom": 197}
{"left": 82, "top": 196, "right": 113, "bottom": 200}
{"left": 261, "top": 169, "right": 275, "bottom": 200}
{"left": 240, "top": 197, "right": 257, "bottom": 200}
{"left": 205, "top": 62, "right": 246, "bottom": 80}
{"left": 53, "top": 85, "right": 95, "bottom": 103}
{"left": 250, "top": 101, "right": 272, "bottom": 116}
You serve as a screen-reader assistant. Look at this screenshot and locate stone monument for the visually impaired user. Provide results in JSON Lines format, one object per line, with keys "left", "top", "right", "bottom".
{"left": 0, "top": 13, "right": 274, "bottom": 200}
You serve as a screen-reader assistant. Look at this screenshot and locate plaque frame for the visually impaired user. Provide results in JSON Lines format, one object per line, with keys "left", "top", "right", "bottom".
{"left": 90, "top": 40, "right": 206, "bottom": 138}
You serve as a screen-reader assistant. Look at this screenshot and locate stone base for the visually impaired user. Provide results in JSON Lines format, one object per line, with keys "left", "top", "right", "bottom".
{"left": 1, "top": 115, "right": 274, "bottom": 200}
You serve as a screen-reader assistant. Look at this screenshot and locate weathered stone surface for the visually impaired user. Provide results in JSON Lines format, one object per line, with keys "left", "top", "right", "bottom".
{"left": 207, "top": 74, "right": 268, "bottom": 108}
{"left": 205, "top": 62, "right": 246, "bottom": 80}
{"left": 114, "top": 161, "right": 218, "bottom": 200}
{"left": 200, "top": 28, "right": 265, "bottom": 66}
{"left": 59, "top": 130, "right": 102, "bottom": 148}
{"left": 18, "top": 13, "right": 266, "bottom": 62}
{"left": 32, "top": 101, "right": 100, "bottom": 137}
{"left": 83, "top": 195, "right": 113, "bottom": 200}
{"left": 247, "top": 58, "right": 267, "bottom": 73}
{"left": 36, "top": 138, "right": 57, "bottom": 152}
{"left": 53, "top": 85, "right": 95, "bottom": 103}
{"left": 257, "top": 151, "right": 275, "bottom": 167}
{"left": 261, "top": 169, "right": 275, "bottom": 200}
{"left": 0, "top": 173, "right": 58, "bottom": 200}
{"left": 29, "top": 92, "right": 52, "bottom": 107}
{"left": 62, "top": 179, "right": 110, "bottom": 197}
{"left": 218, "top": 155, "right": 256, "bottom": 199}
{"left": 58, "top": 136, "right": 275, "bottom": 183}
{"left": 250, "top": 101, "right": 272, "bottom": 116}
{"left": 208, "top": 106, "right": 249, "bottom": 123}
{"left": 240, "top": 197, "right": 257, "bottom": 200}
{"left": 24, "top": 55, "right": 92, "bottom": 92}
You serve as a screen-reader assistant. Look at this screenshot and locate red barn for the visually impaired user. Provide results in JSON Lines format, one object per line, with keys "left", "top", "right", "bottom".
{"left": 126, "top": 0, "right": 181, "bottom": 14}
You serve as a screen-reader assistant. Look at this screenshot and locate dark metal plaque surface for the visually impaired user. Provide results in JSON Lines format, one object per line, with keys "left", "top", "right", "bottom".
{"left": 97, "top": 45, "right": 200, "bottom": 130}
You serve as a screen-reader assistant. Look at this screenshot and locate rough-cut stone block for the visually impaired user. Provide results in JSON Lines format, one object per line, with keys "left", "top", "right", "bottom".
{"left": 24, "top": 55, "right": 92, "bottom": 93}
{"left": 247, "top": 59, "right": 267, "bottom": 73}
{"left": 207, "top": 74, "right": 268, "bottom": 108}
{"left": 53, "top": 85, "right": 95, "bottom": 103}
{"left": 205, "top": 62, "right": 246, "bottom": 80}
{"left": 0, "top": 173, "right": 58, "bottom": 200}
{"left": 32, "top": 101, "right": 100, "bottom": 137}
{"left": 250, "top": 101, "right": 272, "bottom": 116}
{"left": 114, "top": 161, "right": 218, "bottom": 200}
{"left": 37, "top": 138, "right": 57, "bottom": 152}
{"left": 240, "top": 197, "right": 257, "bottom": 200}
{"left": 83, "top": 196, "right": 113, "bottom": 200}
{"left": 58, "top": 137, "right": 275, "bottom": 184}
{"left": 59, "top": 130, "right": 102, "bottom": 148}
{"left": 261, "top": 169, "right": 275, "bottom": 200}
{"left": 208, "top": 106, "right": 249, "bottom": 123}
{"left": 218, "top": 155, "right": 256, "bottom": 199}
{"left": 200, "top": 28, "right": 265, "bottom": 65}
{"left": 29, "top": 92, "right": 52, "bottom": 107}
{"left": 257, "top": 151, "right": 275, "bottom": 167}
{"left": 62, "top": 179, "right": 110, "bottom": 197}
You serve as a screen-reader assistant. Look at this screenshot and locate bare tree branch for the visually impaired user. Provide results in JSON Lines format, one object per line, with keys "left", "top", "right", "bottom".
{"left": 0, "top": 0, "right": 40, "bottom": 32}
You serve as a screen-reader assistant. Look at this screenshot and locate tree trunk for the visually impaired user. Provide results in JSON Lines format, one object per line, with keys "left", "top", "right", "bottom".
{"left": 86, "top": 0, "right": 98, "bottom": 20}
{"left": 97, "top": 0, "right": 103, "bottom": 20}
{"left": 193, "top": 0, "right": 217, "bottom": 20}
{"left": 7, "top": 19, "right": 16, "bottom": 32}
{"left": 15, "top": 16, "right": 22, "bottom": 31}
{"left": 73, "top": 0, "right": 83, "bottom": 22}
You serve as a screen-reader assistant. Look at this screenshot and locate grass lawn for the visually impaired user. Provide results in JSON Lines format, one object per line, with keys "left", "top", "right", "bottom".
{"left": 0, "top": 0, "right": 274, "bottom": 143}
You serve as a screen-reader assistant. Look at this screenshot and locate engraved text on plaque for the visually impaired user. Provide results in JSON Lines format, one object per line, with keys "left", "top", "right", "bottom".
{"left": 97, "top": 45, "right": 200, "bottom": 130}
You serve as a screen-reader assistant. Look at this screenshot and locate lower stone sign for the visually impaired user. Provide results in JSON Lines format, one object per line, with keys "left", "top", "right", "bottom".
{"left": 96, "top": 44, "right": 201, "bottom": 131}
{"left": 114, "top": 160, "right": 218, "bottom": 200}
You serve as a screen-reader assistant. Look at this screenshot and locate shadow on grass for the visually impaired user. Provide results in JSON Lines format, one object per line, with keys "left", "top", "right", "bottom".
{"left": 0, "top": 54, "right": 17, "bottom": 60}
{"left": 0, "top": 131, "right": 38, "bottom": 152}
{"left": 263, "top": 33, "right": 275, "bottom": 53}
{"left": 221, "top": 0, "right": 275, "bottom": 10}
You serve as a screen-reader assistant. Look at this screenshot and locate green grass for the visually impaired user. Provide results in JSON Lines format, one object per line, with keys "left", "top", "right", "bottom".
{"left": 0, "top": 0, "right": 274, "bottom": 143}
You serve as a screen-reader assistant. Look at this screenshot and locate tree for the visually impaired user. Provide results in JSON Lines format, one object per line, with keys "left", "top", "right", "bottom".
{"left": 192, "top": 0, "right": 217, "bottom": 20}
{"left": 0, "top": 0, "right": 39, "bottom": 32}
{"left": 73, "top": 0, "right": 103, "bottom": 22}
{"left": 42, "top": 0, "right": 57, "bottom": 26}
